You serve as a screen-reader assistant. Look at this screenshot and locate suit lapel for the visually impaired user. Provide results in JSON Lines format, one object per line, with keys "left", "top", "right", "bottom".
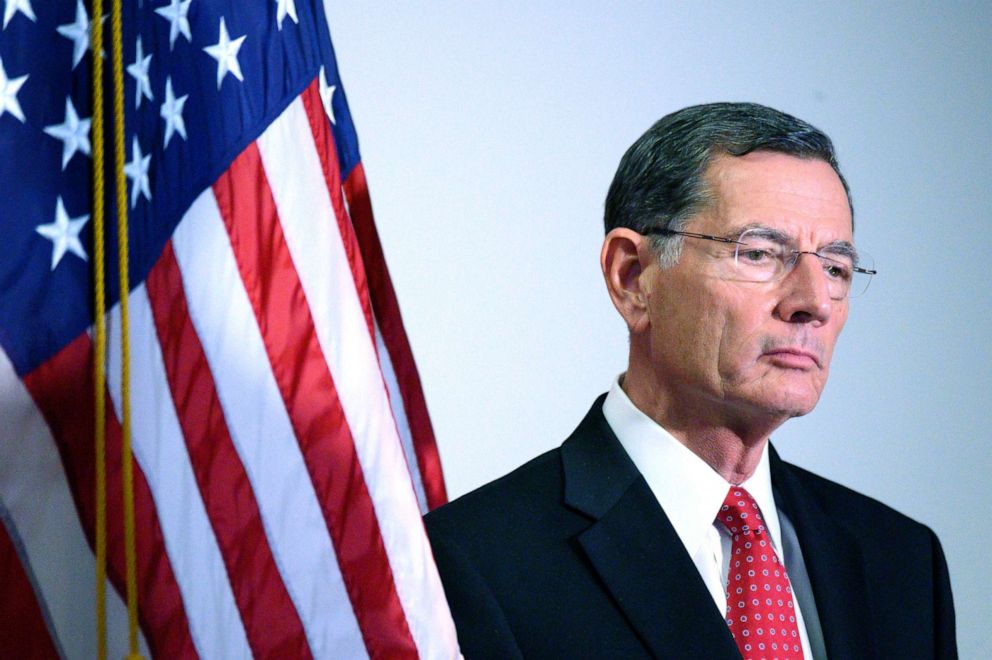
{"left": 770, "top": 448, "right": 877, "bottom": 659}
{"left": 561, "top": 399, "right": 740, "bottom": 659}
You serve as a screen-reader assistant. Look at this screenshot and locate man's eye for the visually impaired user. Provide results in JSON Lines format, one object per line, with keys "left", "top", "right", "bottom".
{"left": 740, "top": 249, "right": 772, "bottom": 263}
{"left": 823, "top": 262, "right": 852, "bottom": 281}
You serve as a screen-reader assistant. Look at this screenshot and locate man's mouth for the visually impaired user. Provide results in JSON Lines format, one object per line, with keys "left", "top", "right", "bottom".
{"left": 762, "top": 347, "right": 822, "bottom": 369}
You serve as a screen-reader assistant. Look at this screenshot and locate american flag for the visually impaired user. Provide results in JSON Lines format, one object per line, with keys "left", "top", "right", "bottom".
{"left": 0, "top": 1, "right": 457, "bottom": 657}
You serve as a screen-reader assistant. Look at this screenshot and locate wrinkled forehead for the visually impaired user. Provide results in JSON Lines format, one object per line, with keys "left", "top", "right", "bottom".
{"left": 700, "top": 152, "right": 853, "bottom": 241}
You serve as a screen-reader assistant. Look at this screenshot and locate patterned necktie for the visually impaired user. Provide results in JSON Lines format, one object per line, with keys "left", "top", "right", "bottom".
{"left": 717, "top": 486, "right": 804, "bottom": 659}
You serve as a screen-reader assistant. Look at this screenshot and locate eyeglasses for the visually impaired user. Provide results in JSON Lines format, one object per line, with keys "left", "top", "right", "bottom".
{"left": 644, "top": 226, "right": 877, "bottom": 299}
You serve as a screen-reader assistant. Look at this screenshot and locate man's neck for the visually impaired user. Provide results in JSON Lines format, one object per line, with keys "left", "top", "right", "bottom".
{"left": 621, "top": 371, "right": 785, "bottom": 484}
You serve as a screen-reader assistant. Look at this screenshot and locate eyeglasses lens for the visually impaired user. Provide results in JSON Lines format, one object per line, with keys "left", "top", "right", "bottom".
{"left": 732, "top": 229, "right": 874, "bottom": 299}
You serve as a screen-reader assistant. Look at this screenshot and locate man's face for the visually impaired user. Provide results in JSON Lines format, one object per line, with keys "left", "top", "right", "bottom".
{"left": 643, "top": 151, "right": 853, "bottom": 422}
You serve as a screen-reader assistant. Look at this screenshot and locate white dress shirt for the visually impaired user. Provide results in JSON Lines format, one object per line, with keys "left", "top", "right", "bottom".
{"left": 602, "top": 379, "right": 816, "bottom": 659}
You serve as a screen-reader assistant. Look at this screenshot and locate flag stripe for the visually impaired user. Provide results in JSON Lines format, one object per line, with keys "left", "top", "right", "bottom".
{"left": 0, "top": 348, "right": 150, "bottom": 659}
{"left": 144, "top": 242, "right": 312, "bottom": 658}
{"left": 0, "top": 509, "right": 59, "bottom": 659}
{"left": 301, "top": 84, "right": 377, "bottom": 341}
{"left": 296, "top": 85, "right": 427, "bottom": 514}
{"left": 22, "top": 336, "right": 197, "bottom": 659}
{"left": 107, "top": 287, "right": 253, "bottom": 660}
{"left": 372, "top": 320, "right": 430, "bottom": 513}
{"left": 171, "top": 187, "right": 368, "bottom": 658}
{"left": 297, "top": 83, "right": 429, "bottom": 512}
{"left": 214, "top": 137, "right": 419, "bottom": 657}
{"left": 343, "top": 164, "right": 449, "bottom": 511}
{"left": 263, "top": 88, "right": 458, "bottom": 660}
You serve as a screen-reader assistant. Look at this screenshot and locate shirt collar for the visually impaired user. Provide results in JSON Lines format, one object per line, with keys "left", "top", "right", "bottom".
{"left": 602, "top": 377, "right": 784, "bottom": 557}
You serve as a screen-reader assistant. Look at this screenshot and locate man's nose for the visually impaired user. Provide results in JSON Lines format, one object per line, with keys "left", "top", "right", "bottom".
{"left": 775, "top": 253, "right": 834, "bottom": 324}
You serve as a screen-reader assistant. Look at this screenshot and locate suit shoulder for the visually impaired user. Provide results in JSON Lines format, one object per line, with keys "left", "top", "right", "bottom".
{"left": 424, "top": 447, "right": 565, "bottom": 537}
{"left": 780, "top": 459, "right": 936, "bottom": 537}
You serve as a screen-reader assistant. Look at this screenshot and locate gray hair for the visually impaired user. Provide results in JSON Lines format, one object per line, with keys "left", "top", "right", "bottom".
{"left": 604, "top": 102, "right": 853, "bottom": 267}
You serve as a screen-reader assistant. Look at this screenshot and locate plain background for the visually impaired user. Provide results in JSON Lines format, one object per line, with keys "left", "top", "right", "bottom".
{"left": 324, "top": 3, "right": 990, "bottom": 656}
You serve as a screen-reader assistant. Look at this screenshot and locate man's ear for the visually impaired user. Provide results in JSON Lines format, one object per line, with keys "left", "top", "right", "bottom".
{"left": 601, "top": 228, "right": 652, "bottom": 334}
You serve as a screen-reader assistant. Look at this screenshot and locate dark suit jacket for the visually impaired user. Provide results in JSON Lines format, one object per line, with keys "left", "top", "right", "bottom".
{"left": 424, "top": 397, "right": 957, "bottom": 659}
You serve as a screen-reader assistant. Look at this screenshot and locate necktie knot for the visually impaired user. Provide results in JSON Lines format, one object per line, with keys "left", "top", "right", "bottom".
{"left": 718, "top": 487, "right": 768, "bottom": 538}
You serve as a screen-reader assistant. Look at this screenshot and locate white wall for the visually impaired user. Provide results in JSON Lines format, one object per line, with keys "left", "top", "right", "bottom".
{"left": 325, "top": 3, "right": 990, "bottom": 656}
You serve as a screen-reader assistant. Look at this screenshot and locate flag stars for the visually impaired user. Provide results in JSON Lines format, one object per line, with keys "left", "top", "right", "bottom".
{"left": 155, "top": 0, "right": 192, "bottom": 49}
{"left": 160, "top": 77, "right": 188, "bottom": 147}
{"left": 44, "top": 97, "right": 91, "bottom": 169}
{"left": 57, "top": 0, "right": 104, "bottom": 70}
{"left": 0, "top": 56, "right": 28, "bottom": 122}
{"left": 124, "top": 136, "right": 152, "bottom": 208}
{"left": 275, "top": 0, "right": 298, "bottom": 30}
{"left": 36, "top": 197, "right": 90, "bottom": 270}
{"left": 203, "top": 17, "right": 246, "bottom": 88}
{"left": 3, "top": 0, "right": 35, "bottom": 30}
{"left": 127, "top": 36, "right": 154, "bottom": 109}
{"left": 319, "top": 65, "right": 336, "bottom": 125}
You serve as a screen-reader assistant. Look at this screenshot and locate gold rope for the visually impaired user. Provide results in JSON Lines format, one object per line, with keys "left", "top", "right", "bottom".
{"left": 109, "top": 0, "right": 142, "bottom": 656}
{"left": 92, "top": 1, "right": 142, "bottom": 657}
{"left": 89, "top": 0, "right": 108, "bottom": 656}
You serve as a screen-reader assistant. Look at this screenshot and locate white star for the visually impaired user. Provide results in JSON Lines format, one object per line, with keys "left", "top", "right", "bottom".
{"left": 3, "top": 0, "right": 35, "bottom": 29}
{"left": 203, "top": 17, "right": 246, "bottom": 89}
{"left": 56, "top": 0, "right": 105, "bottom": 70}
{"left": 318, "top": 65, "right": 336, "bottom": 125}
{"left": 159, "top": 76, "right": 188, "bottom": 147}
{"left": 154, "top": 0, "right": 192, "bottom": 49}
{"left": 0, "top": 56, "right": 28, "bottom": 122}
{"left": 124, "top": 136, "right": 152, "bottom": 208}
{"left": 36, "top": 197, "right": 90, "bottom": 270}
{"left": 44, "top": 97, "right": 92, "bottom": 169}
{"left": 127, "top": 36, "right": 153, "bottom": 109}
{"left": 275, "top": 0, "right": 297, "bottom": 30}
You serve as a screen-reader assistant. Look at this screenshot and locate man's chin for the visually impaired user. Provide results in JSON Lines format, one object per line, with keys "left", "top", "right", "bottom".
{"left": 757, "top": 372, "right": 825, "bottom": 418}
{"left": 785, "top": 404, "right": 816, "bottom": 418}
{"left": 734, "top": 387, "right": 822, "bottom": 421}
{"left": 765, "top": 392, "right": 821, "bottom": 419}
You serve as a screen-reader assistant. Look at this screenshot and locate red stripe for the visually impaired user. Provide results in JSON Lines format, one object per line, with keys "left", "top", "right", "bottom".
{"left": 300, "top": 82, "right": 447, "bottom": 512}
{"left": 301, "top": 81, "right": 427, "bottom": 512}
{"left": 299, "top": 84, "right": 375, "bottom": 340}
{"left": 23, "top": 335, "right": 197, "bottom": 659}
{"left": 342, "top": 162, "right": 448, "bottom": 511}
{"left": 302, "top": 81, "right": 431, "bottom": 518}
{"left": 145, "top": 242, "right": 312, "bottom": 658}
{"left": 211, "top": 140, "right": 418, "bottom": 658}
{"left": 0, "top": 521, "right": 59, "bottom": 659}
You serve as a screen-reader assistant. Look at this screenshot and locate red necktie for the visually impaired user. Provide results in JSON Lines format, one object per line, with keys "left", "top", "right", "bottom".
{"left": 718, "top": 486, "right": 804, "bottom": 659}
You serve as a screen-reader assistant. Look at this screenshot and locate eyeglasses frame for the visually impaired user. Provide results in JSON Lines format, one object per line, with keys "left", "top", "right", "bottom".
{"left": 643, "top": 228, "right": 877, "bottom": 276}
{"left": 640, "top": 227, "right": 877, "bottom": 299}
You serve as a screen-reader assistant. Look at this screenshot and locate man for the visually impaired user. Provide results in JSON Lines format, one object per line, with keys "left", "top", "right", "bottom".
{"left": 424, "top": 103, "right": 956, "bottom": 659}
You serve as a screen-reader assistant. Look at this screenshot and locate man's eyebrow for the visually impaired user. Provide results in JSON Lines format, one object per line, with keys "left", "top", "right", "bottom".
{"left": 729, "top": 224, "right": 860, "bottom": 260}
{"left": 819, "top": 240, "right": 858, "bottom": 261}
{"left": 724, "top": 223, "right": 791, "bottom": 243}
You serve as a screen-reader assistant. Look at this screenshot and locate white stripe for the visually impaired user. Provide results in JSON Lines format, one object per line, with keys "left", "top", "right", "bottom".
{"left": 257, "top": 96, "right": 459, "bottom": 659}
{"left": 0, "top": 347, "right": 151, "bottom": 660}
{"left": 338, "top": 190, "right": 429, "bottom": 514}
{"left": 107, "top": 288, "right": 252, "bottom": 660}
{"left": 373, "top": 319, "right": 429, "bottom": 514}
{"left": 171, "top": 189, "right": 368, "bottom": 659}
